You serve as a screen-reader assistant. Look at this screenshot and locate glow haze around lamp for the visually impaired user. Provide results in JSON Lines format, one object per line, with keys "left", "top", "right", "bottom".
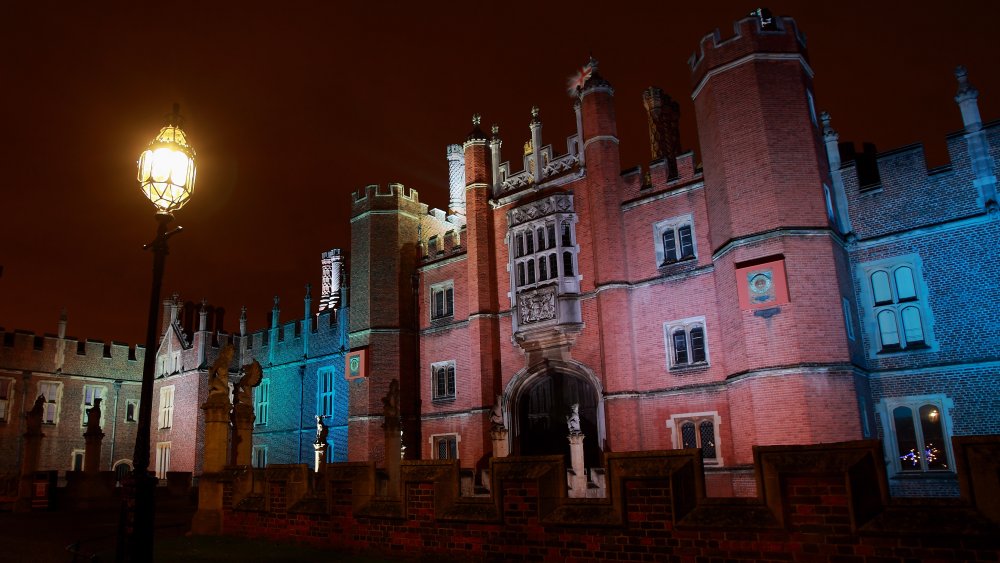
{"left": 121, "top": 104, "right": 196, "bottom": 563}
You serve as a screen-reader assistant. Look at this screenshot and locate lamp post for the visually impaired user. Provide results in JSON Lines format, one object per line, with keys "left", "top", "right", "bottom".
{"left": 124, "top": 104, "right": 196, "bottom": 563}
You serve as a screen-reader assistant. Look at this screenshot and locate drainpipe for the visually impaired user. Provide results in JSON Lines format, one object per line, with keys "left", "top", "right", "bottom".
{"left": 109, "top": 380, "right": 122, "bottom": 469}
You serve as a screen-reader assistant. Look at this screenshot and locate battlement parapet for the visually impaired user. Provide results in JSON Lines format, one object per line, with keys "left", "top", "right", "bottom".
{"left": 217, "top": 437, "right": 1000, "bottom": 559}
{"left": 351, "top": 183, "right": 427, "bottom": 217}
{"left": 689, "top": 13, "right": 808, "bottom": 90}
{"left": 0, "top": 328, "right": 140, "bottom": 364}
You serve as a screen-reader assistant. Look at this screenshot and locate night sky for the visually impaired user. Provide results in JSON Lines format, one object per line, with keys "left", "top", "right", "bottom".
{"left": 2, "top": 2, "right": 998, "bottom": 345}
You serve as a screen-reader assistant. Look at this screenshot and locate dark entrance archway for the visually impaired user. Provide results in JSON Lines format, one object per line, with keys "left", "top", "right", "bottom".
{"left": 515, "top": 370, "right": 601, "bottom": 466}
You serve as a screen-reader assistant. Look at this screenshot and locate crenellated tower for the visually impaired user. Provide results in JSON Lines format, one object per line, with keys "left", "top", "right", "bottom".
{"left": 691, "top": 10, "right": 862, "bottom": 461}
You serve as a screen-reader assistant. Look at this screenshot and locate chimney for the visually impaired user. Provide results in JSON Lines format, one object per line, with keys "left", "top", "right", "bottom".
{"left": 320, "top": 249, "right": 344, "bottom": 311}
{"left": 447, "top": 145, "right": 466, "bottom": 215}
{"left": 642, "top": 87, "right": 681, "bottom": 179}
{"left": 955, "top": 66, "right": 998, "bottom": 209}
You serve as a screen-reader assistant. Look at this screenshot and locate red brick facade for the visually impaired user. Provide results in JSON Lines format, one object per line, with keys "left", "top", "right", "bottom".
{"left": 346, "top": 13, "right": 865, "bottom": 496}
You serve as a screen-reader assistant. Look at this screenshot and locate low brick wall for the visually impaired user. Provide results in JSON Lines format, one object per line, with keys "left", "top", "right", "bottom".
{"left": 214, "top": 437, "right": 1000, "bottom": 561}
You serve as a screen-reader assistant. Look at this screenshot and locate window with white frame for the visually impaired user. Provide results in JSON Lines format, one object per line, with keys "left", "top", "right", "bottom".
{"left": 663, "top": 317, "right": 708, "bottom": 370}
{"left": 171, "top": 351, "right": 182, "bottom": 374}
{"left": 0, "top": 377, "right": 13, "bottom": 423}
{"left": 37, "top": 381, "right": 61, "bottom": 424}
{"left": 859, "top": 257, "right": 933, "bottom": 355}
{"left": 880, "top": 395, "right": 953, "bottom": 474}
{"left": 253, "top": 445, "right": 267, "bottom": 468}
{"left": 667, "top": 412, "right": 722, "bottom": 465}
{"left": 255, "top": 379, "right": 270, "bottom": 425}
{"left": 842, "top": 297, "right": 855, "bottom": 341}
{"left": 431, "top": 434, "right": 458, "bottom": 460}
{"left": 81, "top": 384, "right": 106, "bottom": 427}
{"left": 653, "top": 215, "right": 696, "bottom": 267}
{"left": 431, "top": 361, "right": 456, "bottom": 401}
{"left": 157, "top": 355, "right": 168, "bottom": 377}
{"left": 155, "top": 442, "right": 171, "bottom": 479}
{"left": 430, "top": 281, "right": 454, "bottom": 320}
{"left": 318, "top": 368, "right": 335, "bottom": 417}
{"left": 158, "top": 385, "right": 174, "bottom": 429}
{"left": 125, "top": 400, "right": 138, "bottom": 423}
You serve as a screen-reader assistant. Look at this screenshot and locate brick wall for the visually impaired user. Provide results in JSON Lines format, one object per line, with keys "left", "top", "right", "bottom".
{"left": 216, "top": 438, "right": 1000, "bottom": 561}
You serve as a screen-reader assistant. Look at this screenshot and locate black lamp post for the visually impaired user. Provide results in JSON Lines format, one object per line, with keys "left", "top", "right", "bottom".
{"left": 122, "top": 104, "right": 196, "bottom": 562}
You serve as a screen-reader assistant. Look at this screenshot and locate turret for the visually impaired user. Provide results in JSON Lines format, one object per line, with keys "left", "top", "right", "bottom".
{"left": 954, "top": 66, "right": 998, "bottom": 209}
{"left": 821, "top": 112, "right": 853, "bottom": 235}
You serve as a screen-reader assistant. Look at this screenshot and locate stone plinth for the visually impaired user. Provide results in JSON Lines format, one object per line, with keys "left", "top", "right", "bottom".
{"left": 192, "top": 394, "right": 231, "bottom": 535}
{"left": 14, "top": 429, "right": 43, "bottom": 512}
{"left": 314, "top": 443, "right": 328, "bottom": 473}
{"left": 567, "top": 433, "right": 586, "bottom": 497}
{"left": 491, "top": 427, "right": 509, "bottom": 458}
{"left": 231, "top": 403, "right": 254, "bottom": 466}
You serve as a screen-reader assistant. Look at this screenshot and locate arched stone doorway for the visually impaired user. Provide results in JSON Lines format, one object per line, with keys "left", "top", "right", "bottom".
{"left": 506, "top": 361, "right": 604, "bottom": 467}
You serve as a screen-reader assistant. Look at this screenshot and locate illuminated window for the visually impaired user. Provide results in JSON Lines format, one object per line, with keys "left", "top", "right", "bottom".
{"left": 431, "top": 361, "right": 456, "bottom": 401}
{"left": 667, "top": 412, "right": 722, "bottom": 465}
{"left": 37, "top": 381, "right": 61, "bottom": 424}
{"left": 318, "top": 368, "right": 335, "bottom": 417}
{"left": 432, "top": 434, "right": 459, "bottom": 460}
{"left": 81, "top": 384, "right": 106, "bottom": 427}
{"left": 155, "top": 442, "right": 171, "bottom": 479}
{"left": 664, "top": 317, "right": 708, "bottom": 370}
{"left": 430, "top": 281, "right": 454, "bottom": 320}
{"left": 880, "top": 396, "right": 953, "bottom": 474}
{"left": 0, "top": 377, "right": 13, "bottom": 423}
{"left": 654, "top": 215, "right": 696, "bottom": 266}
{"left": 859, "top": 257, "right": 933, "bottom": 356}
{"left": 158, "top": 386, "right": 174, "bottom": 429}
{"left": 255, "top": 379, "right": 270, "bottom": 425}
{"left": 125, "top": 400, "right": 138, "bottom": 423}
{"left": 72, "top": 450, "right": 85, "bottom": 472}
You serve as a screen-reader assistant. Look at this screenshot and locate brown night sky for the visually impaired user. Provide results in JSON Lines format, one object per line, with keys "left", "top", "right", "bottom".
{"left": 2, "top": 2, "right": 999, "bottom": 345}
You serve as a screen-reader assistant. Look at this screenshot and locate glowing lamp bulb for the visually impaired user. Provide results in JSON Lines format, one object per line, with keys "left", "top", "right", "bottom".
{"left": 138, "top": 107, "right": 196, "bottom": 214}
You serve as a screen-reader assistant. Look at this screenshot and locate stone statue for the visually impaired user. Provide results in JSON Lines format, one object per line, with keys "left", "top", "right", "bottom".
{"left": 26, "top": 395, "right": 44, "bottom": 435}
{"left": 381, "top": 379, "right": 400, "bottom": 429}
{"left": 235, "top": 359, "right": 263, "bottom": 408}
{"left": 315, "top": 415, "right": 329, "bottom": 445}
{"left": 490, "top": 395, "right": 504, "bottom": 430}
{"left": 207, "top": 345, "right": 235, "bottom": 400}
{"left": 86, "top": 398, "right": 102, "bottom": 433}
{"left": 566, "top": 403, "right": 581, "bottom": 435}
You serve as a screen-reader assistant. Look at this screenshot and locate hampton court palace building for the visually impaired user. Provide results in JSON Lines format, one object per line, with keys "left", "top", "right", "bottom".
{"left": 1, "top": 11, "right": 997, "bottom": 498}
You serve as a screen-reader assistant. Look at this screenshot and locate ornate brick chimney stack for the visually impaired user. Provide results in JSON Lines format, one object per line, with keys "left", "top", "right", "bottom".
{"left": 320, "top": 249, "right": 343, "bottom": 311}
{"left": 642, "top": 87, "right": 681, "bottom": 179}
{"left": 446, "top": 144, "right": 466, "bottom": 215}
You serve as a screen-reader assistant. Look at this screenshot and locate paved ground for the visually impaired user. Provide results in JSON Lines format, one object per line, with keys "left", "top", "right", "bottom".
{"left": 0, "top": 492, "right": 396, "bottom": 562}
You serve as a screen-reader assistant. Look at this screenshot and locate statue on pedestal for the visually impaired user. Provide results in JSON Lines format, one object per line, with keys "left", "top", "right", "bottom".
{"left": 86, "top": 398, "right": 103, "bottom": 434}
{"left": 490, "top": 395, "right": 504, "bottom": 430}
{"left": 26, "top": 395, "right": 44, "bottom": 435}
{"left": 314, "top": 415, "right": 329, "bottom": 445}
{"left": 235, "top": 359, "right": 263, "bottom": 408}
{"left": 381, "top": 379, "right": 399, "bottom": 429}
{"left": 207, "top": 345, "right": 235, "bottom": 401}
{"left": 566, "top": 403, "right": 582, "bottom": 435}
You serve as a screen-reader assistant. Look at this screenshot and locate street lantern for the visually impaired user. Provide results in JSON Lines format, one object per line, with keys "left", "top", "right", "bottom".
{"left": 121, "top": 104, "right": 196, "bottom": 563}
{"left": 137, "top": 105, "right": 197, "bottom": 214}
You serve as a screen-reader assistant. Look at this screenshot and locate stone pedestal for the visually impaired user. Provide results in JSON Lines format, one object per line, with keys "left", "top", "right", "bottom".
{"left": 14, "top": 429, "right": 43, "bottom": 512}
{"left": 384, "top": 423, "right": 401, "bottom": 497}
{"left": 314, "top": 442, "right": 328, "bottom": 473}
{"left": 567, "top": 433, "right": 587, "bottom": 497}
{"left": 191, "top": 396, "right": 231, "bottom": 535}
{"left": 84, "top": 428, "right": 104, "bottom": 474}
{"left": 491, "top": 427, "right": 509, "bottom": 458}
{"left": 231, "top": 403, "right": 255, "bottom": 466}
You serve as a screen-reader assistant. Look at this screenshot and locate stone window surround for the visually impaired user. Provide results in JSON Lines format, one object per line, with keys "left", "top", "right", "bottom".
{"left": 0, "top": 376, "right": 14, "bottom": 423}
{"left": 255, "top": 378, "right": 270, "bottom": 426}
{"left": 652, "top": 213, "right": 697, "bottom": 267}
{"left": 857, "top": 255, "right": 937, "bottom": 359}
{"left": 158, "top": 385, "right": 174, "bottom": 429}
{"left": 666, "top": 411, "right": 723, "bottom": 466}
{"left": 431, "top": 360, "right": 456, "bottom": 401}
{"left": 155, "top": 441, "right": 171, "bottom": 479}
{"left": 429, "top": 432, "right": 460, "bottom": 460}
{"left": 663, "top": 316, "right": 710, "bottom": 371}
{"left": 877, "top": 394, "right": 955, "bottom": 476}
{"left": 430, "top": 280, "right": 455, "bottom": 321}
{"left": 37, "top": 380, "right": 62, "bottom": 425}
